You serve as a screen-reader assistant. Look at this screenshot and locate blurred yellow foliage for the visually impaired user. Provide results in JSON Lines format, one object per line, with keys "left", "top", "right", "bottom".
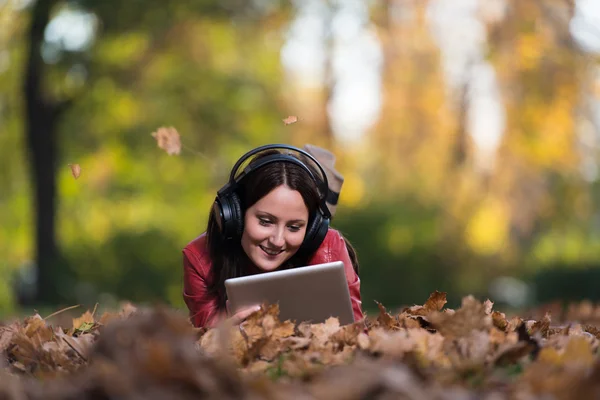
{"left": 96, "top": 33, "right": 149, "bottom": 67}
{"left": 465, "top": 198, "right": 509, "bottom": 255}
{"left": 516, "top": 34, "right": 542, "bottom": 70}
{"left": 339, "top": 172, "right": 365, "bottom": 208}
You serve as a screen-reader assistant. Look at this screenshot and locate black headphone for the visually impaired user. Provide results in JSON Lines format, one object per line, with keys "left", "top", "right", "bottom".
{"left": 213, "top": 144, "right": 332, "bottom": 255}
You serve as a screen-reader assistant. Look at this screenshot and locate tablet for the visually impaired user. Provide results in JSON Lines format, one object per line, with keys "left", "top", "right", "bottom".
{"left": 225, "top": 261, "right": 354, "bottom": 325}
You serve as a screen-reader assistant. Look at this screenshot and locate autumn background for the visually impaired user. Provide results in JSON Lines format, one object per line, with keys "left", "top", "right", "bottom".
{"left": 1, "top": 0, "right": 600, "bottom": 318}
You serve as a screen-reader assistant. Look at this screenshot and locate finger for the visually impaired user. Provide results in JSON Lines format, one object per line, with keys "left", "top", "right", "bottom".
{"left": 232, "top": 306, "right": 261, "bottom": 324}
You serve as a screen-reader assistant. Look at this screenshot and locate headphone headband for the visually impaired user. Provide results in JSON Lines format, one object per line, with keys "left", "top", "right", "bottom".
{"left": 222, "top": 144, "right": 332, "bottom": 219}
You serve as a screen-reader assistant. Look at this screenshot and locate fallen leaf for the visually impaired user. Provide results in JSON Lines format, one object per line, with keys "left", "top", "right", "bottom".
{"left": 375, "top": 302, "right": 397, "bottom": 329}
{"left": 68, "top": 163, "right": 81, "bottom": 179}
{"left": 357, "top": 332, "right": 370, "bottom": 350}
{"left": 72, "top": 311, "right": 95, "bottom": 332}
{"left": 530, "top": 312, "right": 551, "bottom": 338}
{"left": 429, "top": 296, "right": 491, "bottom": 338}
{"left": 492, "top": 311, "right": 508, "bottom": 331}
{"left": 424, "top": 291, "right": 448, "bottom": 313}
{"left": 483, "top": 299, "right": 494, "bottom": 315}
{"left": 404, "top": 291, "right": 447, "bottom": 317}
{"left": 310, "top": 317, "right": 341, "bottom": 348}
{"left": 0, "top": 323, "right": 18, "bottom": 353}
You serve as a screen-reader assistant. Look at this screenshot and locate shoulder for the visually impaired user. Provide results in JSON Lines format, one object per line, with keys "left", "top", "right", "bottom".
{"left": 321, "top": 228, "right": 346, "bottom": 248}
{"left": 308, "top": 228, "right": 346, "bottom": 264}
{"left": 183, "top": 233, "right": 212, "bottom": 274}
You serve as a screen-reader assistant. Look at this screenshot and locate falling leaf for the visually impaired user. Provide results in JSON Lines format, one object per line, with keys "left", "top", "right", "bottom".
{"left": 151, "top": 126, "right": 181, "bottom": 155}
{"left": 282, "top": 115, "right": 298, "bottom": 125}
{"left": 68, "top": 164, "right": 81, "bottom": 179}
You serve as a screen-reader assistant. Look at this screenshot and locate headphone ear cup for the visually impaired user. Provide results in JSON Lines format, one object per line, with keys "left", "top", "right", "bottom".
{"left": 302, "top": 213, "right": 330, "bottom": 254}
{"left": 229, "top": 191, "right": 244, "bottom": 239}
{"left": 216, "top": 191, "right": 244, "bottom": 240}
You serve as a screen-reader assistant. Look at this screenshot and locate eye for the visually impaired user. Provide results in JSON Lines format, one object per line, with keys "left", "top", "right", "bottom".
{"left": 288, "top": 225, "right": 302, "bottom": 232}
{"left": 258, "top": 217, "right": 272, "bottom": 226}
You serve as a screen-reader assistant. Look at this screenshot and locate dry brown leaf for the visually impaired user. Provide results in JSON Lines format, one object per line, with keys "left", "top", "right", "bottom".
{"left": 56, "top": 331, "right": 93, "bottom": 361}
{"left": 282, "top": 115, "right": 298, "bottom": 125}
{"left": 68, "top": 163, "right": 81, "bottom": 179}
{"left": 273, "top": 320, "right": 295, "bottom": 340}
{"left": 245, "top": 360, "right": 271, "bottom": 375}
{"left": 366, "top": 329, "right": 416, "bottom": 359}
{"left": 310, "top": 317, "right": 341, "bottom": 348}
{"left": 429, "top": 295, "right": 491, "bottom": 337}
{"left": 0, "top": 323, "right": 18, "bottom": 353}
{"left": 398, "top": 314, "right": 422, "bottom": 329}
{"left": 357, "top": 332, "right": 370, "bottom": 350}
{"left": 561, "top": 336, "right": 595, "bottom": 367}
{"left": 423, "top": 291, "right": 448, "bottom": 313}
{"left": 330, "top": 321, "right": 363, "bottom": 348}
{"left": 199, "top": 328, "right": 221, "bottom": 356}
{"left": 119, "top": 302, "right": 138, "bottom": 318}
{"left": 492, "top": 311, "right": 508, "bottom": 331}
{"left": 445, "top": 330, "right": 490, "bottom": 369}
{"left": 230, "top": 328, "right": 248, "bottom": 365}
{"left": 98, "top": 311, "right": 118, "bottom": 326}
{"left": 493, "top": 340, "right": 534, "bottom": 367}
{"left": 530, "top": 312, "right": 551, "bottom": 338}
{"left": 151, "top": 126, "right": 181, "bottom": 156}
{"left": 404, "top": 291, "right": 447, "bottom": 317}
{"left": 296, "top": 321, "right": 312, "bottom": 338}
{"left": 23, "top": 315, "right": 54, "bottom": 342}
{"left": 7, "top": 294, "right": 600, "bottom": 398}
{"left": 375, "top": 302, "right": 397, "bottom": 329}
{"left": 583, "top": 324, "right": 600, "bottom": 340}
{"left": 506, "top": 316, "right": 524, "bottom": 332}
{"left": 483, "top": 299, "right": 494, "bottom": 315}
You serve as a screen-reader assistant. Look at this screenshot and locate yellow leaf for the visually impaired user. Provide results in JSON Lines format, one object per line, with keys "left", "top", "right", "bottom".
{"left": 72, "top": 311, "right": 94, "bottom": 331}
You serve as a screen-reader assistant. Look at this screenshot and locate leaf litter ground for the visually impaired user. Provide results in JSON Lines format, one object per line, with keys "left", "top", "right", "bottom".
{"left": 2, "top": 292, "right": 600, "bottom": 399}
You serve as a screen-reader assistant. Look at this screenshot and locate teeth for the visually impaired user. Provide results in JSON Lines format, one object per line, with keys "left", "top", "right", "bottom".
{"left": 261, "top": 246, "right": 281, "bottom": 255}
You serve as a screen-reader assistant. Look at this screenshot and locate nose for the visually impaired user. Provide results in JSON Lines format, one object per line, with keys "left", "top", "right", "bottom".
{"left": 268, "top": 226, "right": 285, "bottom": 248}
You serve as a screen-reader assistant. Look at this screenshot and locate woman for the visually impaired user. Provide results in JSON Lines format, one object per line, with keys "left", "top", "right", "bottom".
{"left": 182, "top": 144, "right": 363, "bottom": 328}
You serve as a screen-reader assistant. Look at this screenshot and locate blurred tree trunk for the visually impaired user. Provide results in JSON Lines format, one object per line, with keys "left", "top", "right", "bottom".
{"left": 23, "top": 0, "right": 67, "bottom": 305}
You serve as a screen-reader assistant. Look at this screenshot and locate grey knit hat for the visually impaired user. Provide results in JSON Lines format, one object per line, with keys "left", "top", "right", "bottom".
{"left": 303, "top": 144, "right": 344, "bottom": 218}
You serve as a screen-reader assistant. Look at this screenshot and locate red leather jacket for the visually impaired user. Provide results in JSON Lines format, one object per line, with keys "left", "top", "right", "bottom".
{"left": 182, "top": 228, "right": 363, "bottom": 328}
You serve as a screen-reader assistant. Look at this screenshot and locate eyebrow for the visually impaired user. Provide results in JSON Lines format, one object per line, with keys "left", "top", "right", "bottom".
{"left": 256, "top": 211, "right": 306, "bottom": 224}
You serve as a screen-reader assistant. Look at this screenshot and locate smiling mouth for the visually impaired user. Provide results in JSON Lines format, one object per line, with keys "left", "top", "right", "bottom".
{"left": 260, "top": 246, "right": 283, "bottom": 256}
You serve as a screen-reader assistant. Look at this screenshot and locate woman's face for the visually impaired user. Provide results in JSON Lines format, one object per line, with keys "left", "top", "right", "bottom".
{"left": 241, "top": 185, "right": 309, "bottom": 272}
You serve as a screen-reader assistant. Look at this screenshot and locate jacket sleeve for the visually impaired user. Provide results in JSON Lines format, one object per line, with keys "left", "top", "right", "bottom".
{"left": 182, "top": 248, "right": 222, "bottom": 328}
{"left": 328, "top": 232, "right": 364, "bottom": 322}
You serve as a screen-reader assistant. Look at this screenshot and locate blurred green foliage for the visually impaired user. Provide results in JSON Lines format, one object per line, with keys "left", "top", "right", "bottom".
{"left": 2, "top": 0, "right": 600, "bottom": 318}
